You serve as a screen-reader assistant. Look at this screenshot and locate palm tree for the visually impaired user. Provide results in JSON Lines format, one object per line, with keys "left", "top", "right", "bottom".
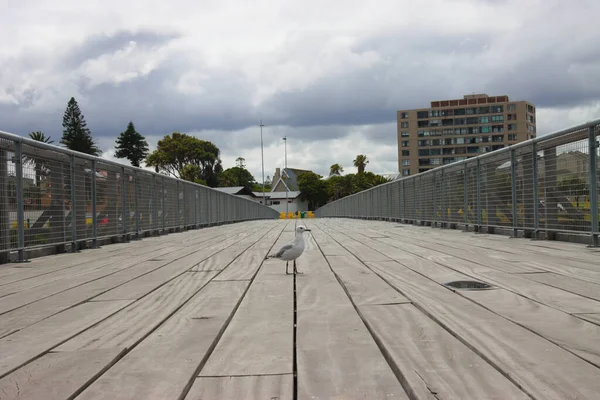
{"left": 329, "top": 164, "right": 344, "bottom": 176}
{"left": 353, "top": 154, "right": 369, "bottom": 173}
{"left": 27, "top": 131, "right": 54, "bottom": 187}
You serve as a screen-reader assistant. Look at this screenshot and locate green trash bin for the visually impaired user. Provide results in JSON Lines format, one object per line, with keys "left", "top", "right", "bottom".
{"left": 301, "top": 212, "right": 307, "bottom": 219}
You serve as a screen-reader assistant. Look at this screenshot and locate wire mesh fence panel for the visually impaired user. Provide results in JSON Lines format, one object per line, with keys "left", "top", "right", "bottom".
{"left": 0, "top": 140, "right": 17, "bottom": 253}
{"left": 122, "top": 168, "right": 135, "bottom": 235}
{"left": 95, "top": 162, "right": 121, "bottom": 238}
{"left": 514, "top": 144, "right": 536, "bottom": 233}
{"left": 419, "top": 174, "right": 435, "bottom": 222}
{"left": 199, "top": 186, "right": 208, "bottom": 225}
{"left": 480, "top": 151, "right": 513, "bottom": 228}
{"left": 390, "top": 182, "right": 399, "bottom": 219}
{"left": 537, "top": 127, "right": 590, "bottom": 233}
{"left": 465, "top": 160, "right": 478, "bottom": 226}
{"left": 433, "top": 171, "right": 444, "bottom": 223}
{"left": 595, "top": 124, "right": 600, "bottom": 239}
{"left": 443, "top": 166, "right": 463, "bottom": 224}
{"left": 163, "top": 179, "right": 178, "bottom": 229}
{"left": 137, "top": 172, "right": 154, "bottom": 233}
{"left": 405, "top": 180, "right": 415, "bottom": 221}
{"left": 72, "top": 157, "right": 92, "bottom": 241}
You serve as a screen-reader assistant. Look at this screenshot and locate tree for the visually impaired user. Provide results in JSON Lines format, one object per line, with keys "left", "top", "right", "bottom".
{"left": 27, "top": 131, "right": 53, "bottom": 188}
{"left": 114, "top": 121, "right": 149, "bottom": 167}
{"left": 145, "top": 132, "right": 222, "bottom": 187}
{"left": 61, "top": 97, "right": 101, "bottom": 156}
{"left": 220, "top": 166, "right": 256, "bottom": 189}
{"left": 180, "top": 164, "right": 207, "bottom": 186}
{"left": 235, "top": 157, "right": 246, "bottom": 168}
{"left": 329, "top": 163, "right": 344, "bottom": 176}
{"left": 297, "top": 172, "right": 329, "bottom": 210}
{"left": 353, "top": 155, "right": 369, "bottom": 173}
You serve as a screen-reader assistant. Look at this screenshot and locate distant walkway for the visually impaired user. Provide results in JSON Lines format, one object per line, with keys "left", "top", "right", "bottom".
{"left": 0, "top": 219, "right": 599, "bottom": 399}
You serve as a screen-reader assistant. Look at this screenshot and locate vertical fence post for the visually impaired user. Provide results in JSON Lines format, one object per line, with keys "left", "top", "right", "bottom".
{"left": 464, "top": 163, "right": 468, "bottom": 231}
{"left": 133, "top": 170, "right": 139, "bottom": 239}
{"left": 194, "top": 188, "right": 198, "bottom": 227}
{"left": 401, "top": 180, "right": 406, "bottom": 222}
{"left": 589, "top": 125, "right": 599, "bottom": 247}
{"left": 476, "top": 159, "right": 482, "bottom": 232}
{"left": 91, "top": 160, "right": 98, "bottom": 248}
{"left": 432, "top": 172, "right": 437, "bottom": 228}
{"left": 176, "top": 180, "right": 181, "bottom": 230}
{"left": 510, "top": 149, "right": 518, "bottom": 238}
{"left": 121, "top": 167, "right": 127, "bottom": 240}
{"left": 161, "top": 176, "right": 166, "bottom": 233}
{"left": 413, "top": 178, "right": 417, "bottom": 224}
{"left": 70, "top": 155, "right": 77, "bottom": 251}
{"left": 532, "top": 142, "right": 540, "bottom": 240}
{"left": 14, "top": 141, "right": 25, "bottom": 261}
{"left": 440, "top": 169, "right": 445, "bottom": 228}
{"left": 152, "top": 176, "right": 158, "bottom": 235}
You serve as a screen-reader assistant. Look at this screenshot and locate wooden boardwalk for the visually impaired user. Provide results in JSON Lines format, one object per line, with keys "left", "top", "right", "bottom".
{"left": 1, "top": 219, "right": 600, "bottom": 399}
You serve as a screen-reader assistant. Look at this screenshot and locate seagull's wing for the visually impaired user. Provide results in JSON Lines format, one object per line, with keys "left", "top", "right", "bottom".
{"left": 270, "top": 243, "right": 294, "bottom": 259}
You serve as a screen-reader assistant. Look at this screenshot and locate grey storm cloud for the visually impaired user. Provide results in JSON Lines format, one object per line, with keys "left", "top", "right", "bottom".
{"left": 1, "top": 0, "right": 600, "bottom": 178}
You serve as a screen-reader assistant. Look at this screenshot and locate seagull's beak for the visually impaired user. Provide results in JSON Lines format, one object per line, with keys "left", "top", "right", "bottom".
{"left": 305, "top": 229, "right": 311, "bottom": 231}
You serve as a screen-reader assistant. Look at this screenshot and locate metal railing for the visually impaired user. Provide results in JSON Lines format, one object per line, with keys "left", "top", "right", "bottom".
{"left": 0, "top": 130, "right": 279, "bottom": 263}
{"left": 316, "top": 119, "right": 600, "bottom": 246}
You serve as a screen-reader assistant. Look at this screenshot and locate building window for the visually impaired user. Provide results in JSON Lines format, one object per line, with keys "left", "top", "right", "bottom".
{"left": 491, "top": 115, "right": 504, "bottom": 122}
{"left": 401, "top": 122, "right": 409, "bottom": 128}
{"left": 402, "top": 140, "right": 409, "bottom": 147}
{"left": 417, "top": 111, "right": 429, "bottom": 119}
{"left": 490, "top": 105, "right": 504, "bottom": 113}
{"left": 402, "top": 150, "right": 410, "bottom": 156}
{"left": 508, "top": 123, "right": 517, "bottom": 131}
{"left": 507, "top": 104, "right": 516, "bottom": 111}
{"left": 401, "top": 131, "right": 409, "bottom": 137}
{"left": 430, "top": 110, "right": 440, "bottom": 117}
{"left": 400, "top": 112, "right": 408, "bottom": 118}
{"left": 478, "top": 116, "right": 489, "bottom": 124}
{"left": 507, "top": 114, "right": 517, "bottom": 120}
{"left": 508, "top": 134, "right": 517, "bottom": 141}
{"left": 480, "top": 126, "right": 491, "bottom": 133}
{"left": 402, "top": 169, "right": 410, "bottom": 176}
{"left": 492, "top": 135, "right": 504, "bottom": 142}
{"left": 402, "top": 160, "right": 410, "bottom": 166}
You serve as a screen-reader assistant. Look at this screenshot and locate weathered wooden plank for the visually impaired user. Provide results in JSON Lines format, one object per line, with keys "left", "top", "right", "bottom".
{"left": 185, "top": 375, "right": 293, "bottom": 400}
{"left": 214, "top": 225, "right": 284, "bottom": 281}
{"left": 92, "top": 229, "right": 258, "bottom": 301}
{"left": 0, "top": 349, "right": 123, "bottom": 400}
{"left": 0, "top": 300, "right": 131, "bottom": 378}
{"left": 575, "top": 313, "right": 600, "bottom": 325}
{"left": 327, "top": 255, "right": 410, "bottom": 305}
{"left": 367, "top": 259, "right": 600, "bottom": 400}
{"left": 199, "top": 265, "right": 293, "bottom": 376}
{"left": 360, "top": 303, "right": 529, "bottom": 399}
{"left": 295, "top": 230, "right": 406, "bottom": 400}
{"left": 0, "top": 246, "right": 178, "bottom": 314}
{"left": 73, "top": 281, "right": 248, "bottom": 400}
{"left": 54, "top": 271, "right": 218, "bottom": 352}
{"left": 523, "top": 272, "right": 600, "bottom": 301}
{"left": 461, "top": 288, "right": 600, "bottom": 367}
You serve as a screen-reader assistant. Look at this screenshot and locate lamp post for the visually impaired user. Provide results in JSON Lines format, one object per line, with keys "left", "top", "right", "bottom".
{"left": 260, "top": 120, "right": 266, "bottom": 207}
{"left": 283, "top": 136, "right": 288, "bottom": 215}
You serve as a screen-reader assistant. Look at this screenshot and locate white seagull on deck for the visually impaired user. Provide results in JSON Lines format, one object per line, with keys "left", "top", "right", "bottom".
{"left": 267, "top": 225, "right": 311, "bottom": 274}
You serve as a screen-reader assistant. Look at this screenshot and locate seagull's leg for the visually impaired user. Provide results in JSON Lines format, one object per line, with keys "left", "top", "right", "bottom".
{"left": 286, "top": 261, "right": 290, "bottom": 275}
{"left": 294, "top": 259, "right": 303, "bottom": 275}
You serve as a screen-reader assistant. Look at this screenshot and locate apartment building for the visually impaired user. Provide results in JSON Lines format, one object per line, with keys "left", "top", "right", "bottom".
{"left": 397, "top": 94, "right": 536, "bottom": 176}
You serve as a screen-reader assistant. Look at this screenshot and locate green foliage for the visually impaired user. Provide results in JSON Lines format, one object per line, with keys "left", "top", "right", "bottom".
{"left": 145, "top": 132, "right": 222, "bottom": 187}
{"left": 329, "top": 163, "right": 344, "bottom": 176}
{"left": 252, "top": 182, "right": 271, "bottom": 192}
{"left": 558, "top": 175, "right": 589, "bottom": 197}
{"left": 353, "top": 154, "right": 369, "bottom": 173}
{"left": 297, "top": 172, "right": 329, "bottom": 210}
{"left": 180, "top": 164, "right": 208, "bottom": 186}
{"left": 27, "top": 131, "right": 54, "bottom": 187}
{"left": 219, "top": 166, "right": 256, "bottom": 189}
{"left": 326, "top": 171, "right": 390, "bottom": 202}
{"left": 61, "top": 97, "right": 101, "bottom": 156}
{"left": 29, "top": 131, "right": 53, "bottom": 144}
{"left": 115, "top": 121, "right": 149, "bottom": 167}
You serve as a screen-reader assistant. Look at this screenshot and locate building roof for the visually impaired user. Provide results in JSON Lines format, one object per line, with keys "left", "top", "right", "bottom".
{"left": 272, "top": 168, "right": 312, "bottom": 192}
{"left": 252, "top": 191, "right": 301, "bottom": 199}
{"left": 214, "top": 186, "right": 256, "bottom": 196}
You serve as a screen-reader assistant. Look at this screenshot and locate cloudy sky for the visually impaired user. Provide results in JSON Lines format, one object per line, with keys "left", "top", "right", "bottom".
{"left": 1, "top": 0, "right": 599, "bottom": 182}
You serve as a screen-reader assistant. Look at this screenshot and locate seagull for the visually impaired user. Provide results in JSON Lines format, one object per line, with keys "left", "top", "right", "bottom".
{"left": 267, "top": 225, "right": 311, "bottom": 275}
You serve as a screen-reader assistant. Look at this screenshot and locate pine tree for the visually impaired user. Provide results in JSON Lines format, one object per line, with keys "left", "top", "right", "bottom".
{"left": 61, "top": 97, "right": 101, "bottom": 156}
{"left": 114, "top": 121, "right": 149, "bottom": 167}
